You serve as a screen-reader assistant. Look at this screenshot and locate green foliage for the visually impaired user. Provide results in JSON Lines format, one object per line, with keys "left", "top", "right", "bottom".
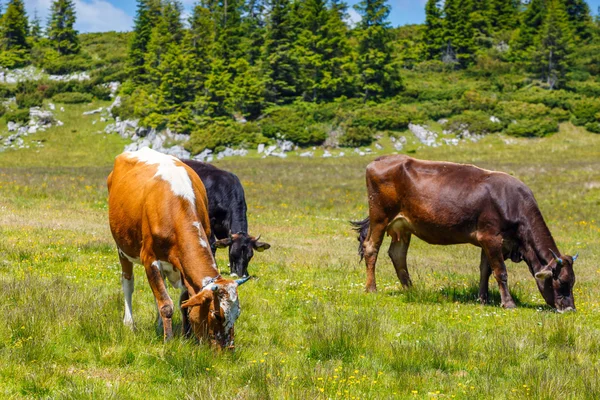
{"left": 259, "top": 107, "right": 327, "bottom": 145}
{"left": 443, "top": 0, "right": 476, "bottom": 67}
{"left": 354, "top": 0, "right": 403, "bottom": 101}
{"left": 568, "top": 98, "right": 600, "bottom": 125}
{"left": 1, "top": 0, "right": 29, "bottom": 51}
{"left": 338, "top": 125, "right": 375, "bottom": 147}
{"left": 422, "top": 0, "right": 444, "bottom": 60}
{"left": 350, "top": 104, "right": 410, "bottom": 131}
{"left": 52, "top": 92, "right": 93, "bottom": 104}
{"left": 47, "top": 0, "right": 80, "bottom": 55}
{"left": 0, "top": 85, "right": 15, "bottom": 99}
{"left": 447, "top": 110, "right": 504, "bottom": 134}
{"left": 4, "top": 108, "right": 30, "bottom": 123}
{"left": 42, "top": 53, "right": 92, "bottom": 74}
{"left": 505, "top": 118, "right": 559, "bottom": 137}
{"left": 127, "top": 0, "right": 162, "bottom": 83}
{"left": 16, "top": 91, "right": 44, "bottom": 108}
{"left": 185, "top": 121, "right": 267, "bottom": 154}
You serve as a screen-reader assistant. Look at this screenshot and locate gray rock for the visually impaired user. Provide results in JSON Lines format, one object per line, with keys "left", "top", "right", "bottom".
{"left": 375, "top": 143, "right": 383, "bottom": 150}
{"left": 490, "top": 116, "right": 501, "bottom": 123}
{"left": 409, "top": 123, "right": 439, "bottom": 147}
{"left": 322, "top": 150, "right": 332, "bottom": 158}
{"left": 83, "top": 108, "right": 103, "bottom": 116}
{"left": 7, "top": 121, "right": 19, "bottom": 132}
{"left": 257, "top": 143, "right": 265, "bottom": 154}
{"left": 300, "top": 151, "right": 313, "bottom": 158}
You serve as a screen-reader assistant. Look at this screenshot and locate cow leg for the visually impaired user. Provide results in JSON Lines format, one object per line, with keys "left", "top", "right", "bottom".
{"left": 388, "top": 233, "right": 412, "bottom": 288}
{"left": 481, "top": 239, "right": 516, "bottom": 309}
{"left": 180, "top": 289, "right": 192, "bottom": 338}
{"left": 478, "top": 249, "right": 492, "bottom": 304}
{"left": 119, "top": 254, "right": 135, "bottom": 329}
{"left": 363, "top": 219, "right": 387, "bottom": 293}
{"left": 144, "top": 260, "right": 175, "bottom": 341}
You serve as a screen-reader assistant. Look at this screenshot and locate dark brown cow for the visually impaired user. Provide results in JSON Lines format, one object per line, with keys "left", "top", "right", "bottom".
{"left": 107, "top": 147, "right": 251, "bottom": 348}
{"left": 352, "top": 155, "right": 578, "bottom": 312}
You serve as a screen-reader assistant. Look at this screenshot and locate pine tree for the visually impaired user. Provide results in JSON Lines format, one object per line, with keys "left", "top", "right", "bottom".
{"left": 354, "top": 0, "right": 402, "bottom": 101}
{"left": 533, "top": 0, "right": 573, "bottom": 89}
{"left": 422, "top": 0, "right": 444, "bottom": 60}
{"left": 561, "top": 0, "right": 592, "bottom": 42}
{"left": 488, "top": 0, "right": 519, "bottom": 31}
{"left": 1, "top": 0, "right": 29, "bottom": 50}
{"left": 243, "top": 0, "right": 267, "bottom": 66}
{"left": 443, "top": 0, "right": 476, "bottom": 67}
{"left": 47, "top": 0, "right": 79, "bottom": 55}
{"left": 185, "top": 3, "right": 215, "bottom": 92}
{"left": 513, "top": 0, "right": 546, "bottom": 59}
{"left": 127, "top": 0, "right": 162, "bottom": 83}
{"left": 263, "top": 0, "right": 299, "bottom": 104}
{"left": 162, "top": 0, "right": 183, "bottom": 44}
{"left": 30, "top": 10, "right": 42, "bottom": 42}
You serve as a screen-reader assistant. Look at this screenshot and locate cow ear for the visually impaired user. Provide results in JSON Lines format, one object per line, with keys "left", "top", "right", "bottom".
{"left": 181, "top": 287, "right": 216, "bottom": 309}
{"left": 253, "top": 241, "right": 271, "bottom": 252}
{"left": 214, "top": 238, "right": 232, "bottom": 248}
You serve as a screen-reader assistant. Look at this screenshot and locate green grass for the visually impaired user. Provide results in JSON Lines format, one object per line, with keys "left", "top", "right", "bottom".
{"left": 1, "top": 104, "right": 600, "bottom": 399}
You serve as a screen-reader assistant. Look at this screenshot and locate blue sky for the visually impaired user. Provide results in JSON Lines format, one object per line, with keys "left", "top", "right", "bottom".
{"left": 22, "top": 0, "right": 600, "bottom": 33}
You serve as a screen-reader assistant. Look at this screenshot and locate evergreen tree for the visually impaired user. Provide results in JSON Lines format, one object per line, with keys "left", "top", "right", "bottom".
{"left": 1, "top": 0, "right": 29, "bottom": 50}
{"left": 422, "top": 0, "right": 444, "bottom": 60}
{"left": 263, "top": 0, "right": 299, "bottom": 104}
{"left": 243, "top": 0, "right": 267, "bottom": 65}
{"left": 185, "top": 3, "right": 215, "bottom": 92}
{"left": 47, "top": 0, "right": 79, "bottom": 55}
{"left": 127, "top": 0, "right": 162, "bottom": 84}
{"left": 144, "top": 8, "right": 175, "bottom": 88}
{"left": 561, "top": 0, "right": 592, "bottom": 42}
{"left": 30, "top": 10, "right": 42, "bottom": 41}
{"left": 443, "top": 0, "right": 476, "bottom": 67}
{"left": 488, "top": 0, "right": 519, "bottom": 31}
{"left": 533, "top": 0, "right": 573, "bottom": 88}
{"left": 513, "top": 0, "right": 546, "bottom": 59}
{"left": 162, "top": 0, "right": 183, "bottom": 44}
{"left": 354, "top": 0, "right": 402, "bottom": 101}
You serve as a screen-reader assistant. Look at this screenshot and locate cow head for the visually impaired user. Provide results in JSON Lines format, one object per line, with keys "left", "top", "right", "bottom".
{"left": 214, "top": 232, "right": 270, "bottom": 277}
{"left": 535, "top": 250, "right": 578, "bottom": 313}
{"left": 181, "top": 276, "right": 251, "bottom": 349}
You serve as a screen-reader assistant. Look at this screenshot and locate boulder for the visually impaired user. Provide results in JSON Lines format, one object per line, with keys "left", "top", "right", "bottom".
{"left": 83, "top": 108, "right": 103, "bottom": 116}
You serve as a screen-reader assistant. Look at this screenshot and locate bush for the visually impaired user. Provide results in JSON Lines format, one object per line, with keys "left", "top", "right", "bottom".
{"left": 186, "top": 121, "right": 267, "bottom": 154}
{"left": 260, "top": 108, "right": 327, "bottom": 146}
{"left": 42, "top": 54, "right": 93, "bottom": 75}
{"left": 16, "top": 91, "right": 44, "bottom": 109}
{"left": 496, "top": 101, "right": 551, "bottom": 121}
{"left": 585, "top": 122, "right": 600, "bottom": 133}
{"left": 0, "top": 85, "right": 15, "bottom": 99}
{"left": 351, "top": 104, "right": 411, "bottom": 131}
{"left": 568, "top": 98, "right": 600, "bottom": 126}
{"left": 416, "top": 100, "right": 464, "bottom": 121}
{"left": 52, "top": 92, "right": 93, "bottom": 104}
{"left": 461, "top": 90, "right": 497, "bottom": 111}
{"left": 505, "top": 118, "right": 559, "bottom": 137}
{"left": 0, "top": 104, "right": 6, "bottom": 118}
{"left": 447, "top": 111, "right": 504, "bottom": 134}
{"left": 5, "top": 109, "right": 30, "bottom": 124}
{"left": 339, "top": 126, "right": 375, "bottom": 147}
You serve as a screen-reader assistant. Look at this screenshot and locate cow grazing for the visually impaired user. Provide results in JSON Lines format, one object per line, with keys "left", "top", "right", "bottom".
{"left": 107, "top": 147, "right": 251, "bottom": 348}
{"left": 182, "top": 160, "right": 270, "bottom": 278}
{"left": 352, "top": 155, "right": 578, "bottom": 312}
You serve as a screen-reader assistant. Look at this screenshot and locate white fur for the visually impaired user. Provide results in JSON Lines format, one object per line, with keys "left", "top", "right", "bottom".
{"left": 192, "top": 222, "right": 209, "bottom": 248}
{"left": 118, "top": 247, "right": 141, "bottom": 265}
{"left": 121, "top": 274, "right": 135, "bottom": 327}
{"left": 127, "top": 147, "right": 195, "bottom": 205}
{"left": 221, "top": 283, "right": 240, "bottom": 332}
{"left": 157, "top": 261, "right": 183, "bottom": 289}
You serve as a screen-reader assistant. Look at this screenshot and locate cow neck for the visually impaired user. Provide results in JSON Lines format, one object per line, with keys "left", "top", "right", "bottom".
{"left": 175, "top": 224, "right": 220, "bottom": 295}
{"left": 520, "top": 206, "right": 560, "bottom": 275}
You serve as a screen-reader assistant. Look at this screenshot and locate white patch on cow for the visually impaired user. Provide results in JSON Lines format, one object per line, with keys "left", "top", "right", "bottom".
{"left": 158, "top": 261, "right": 183, "bottom": 289}
{"left": 220, "top": 283, "right": 241, "bottom": 332}
{"left": 192, "top": 222, "right": 208, "bottom": 248}
{"left": 121, "top": 274, "right": 135, "bottom": 327}
{"left": 118, "top": 247, "right": 141, "bottom": 265}
{"left": 126, "top": 147, "right": 195, "bottom": 205}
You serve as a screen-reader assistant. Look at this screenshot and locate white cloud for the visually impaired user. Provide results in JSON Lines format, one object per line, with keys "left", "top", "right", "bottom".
{"left": 346, "top": 8, "right": 361, "bottom": 28}
{"left": 25, "top": 0, "right": 133, "bottom": 33}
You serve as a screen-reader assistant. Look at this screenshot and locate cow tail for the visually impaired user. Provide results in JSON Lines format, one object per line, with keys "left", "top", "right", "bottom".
{"left": 350, "top": 217, "right": 370, "bottom": 262}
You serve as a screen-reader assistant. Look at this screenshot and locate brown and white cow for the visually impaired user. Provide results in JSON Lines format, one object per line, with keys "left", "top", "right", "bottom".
{"left": 107, "top": 147, "right": 251, "bottom": 348}
{"left": 353, "top": 155, "right": 578, "bottom": 312}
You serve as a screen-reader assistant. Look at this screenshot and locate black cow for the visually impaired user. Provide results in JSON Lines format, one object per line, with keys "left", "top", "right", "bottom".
{"left": 182, "top": 160, "right": 270, "bottom": 277}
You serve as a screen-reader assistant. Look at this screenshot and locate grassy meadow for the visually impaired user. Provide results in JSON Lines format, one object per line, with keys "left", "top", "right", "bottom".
{"left": 1, "top": 102, "right": 600, "bottom": 399}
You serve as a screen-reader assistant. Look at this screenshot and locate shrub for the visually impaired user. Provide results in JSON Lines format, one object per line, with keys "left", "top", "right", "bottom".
{"left": 585, "top": 122, "right": 600, "bottom": 133}
{"left": 42, "top": 54, "right": 93, "bottom": 75}
{"left": 52, "top": 92, "right": 93, "bottom": 104}
{"left": 461, "top": 90, "right": 497, "bottom": 111}
{"left": 351, "top": 105, "right": 411, "bottom": 131}
{"left": 496, "top": 101, "right": 550, "bottom": 121}
{"left": 259, "top": 108, "right": 326, "bottom": 146}
{"left": 416, "top": 100, "right": 464, "bottom": 121}
{"left": 568, "top": 98, "right": 600, "bottom": 126}
{"left": 447, "top": 111, "right": 504, "bottom": 134}
{"left": 5, "top": 109, "right": 30, "bottom": 124}
{"left": 339, "top": 126, "right": 375, "bottom": 147}
{"left": 0, "top": 104, "right": 6, "bottom": 118}
{"left": 0, "top": 49, "right": 30, "bottom": 69}
{"left": 505, "top": 118, "right": 558, "bottom": 137}
{"left": 186, "top": 121, "right": 267, "bottom": 154}
{"left": 16, "top": 92, "right": 44, "bottom": 109}
{"left": 0, "top": 85, "right": 15, "bottom": 99}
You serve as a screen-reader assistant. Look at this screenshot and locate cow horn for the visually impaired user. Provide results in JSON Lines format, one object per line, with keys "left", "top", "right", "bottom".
{"left": 549, "top": 249, "right": 563, "bottom": 265}
{"left": 572, "top": 253, "right": 579, "bottom": 262}
{"left": 255, "top": 234, "right": 261, "bottom": 241}
{"left": 235, "top": 276, "right": 251, "bottom": 286}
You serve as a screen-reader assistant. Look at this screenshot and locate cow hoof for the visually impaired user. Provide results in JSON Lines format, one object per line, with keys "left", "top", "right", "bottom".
{"left": 502, "top": 301, "right": 517, "bottom": 309}
{"left": 478, "top": 296, "right": 488, "bottom": 305}
{"left": 365, "top": 286, "right": 377, "bottom": 293}
{"left": 230, "top": 273, "right": 239, "bottom": 278}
